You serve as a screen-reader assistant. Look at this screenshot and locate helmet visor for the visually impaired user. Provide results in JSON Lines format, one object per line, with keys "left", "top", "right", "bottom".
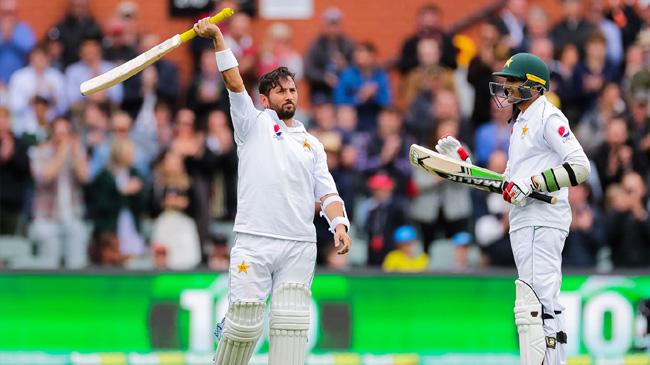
{"left": 489, "top": 81, "right": 534, "bottom": 108}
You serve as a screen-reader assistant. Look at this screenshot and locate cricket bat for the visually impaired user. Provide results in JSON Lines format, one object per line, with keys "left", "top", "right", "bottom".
{"left": 409, "top": 144, "right": 556, "bottom": 204}
{"left": 79, "top": 8, "right": 235, "bottom": 96}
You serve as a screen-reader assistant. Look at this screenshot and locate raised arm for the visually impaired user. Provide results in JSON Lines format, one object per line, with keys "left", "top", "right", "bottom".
{"left": 193, "top": 18, "right": 244, "bottom": 93}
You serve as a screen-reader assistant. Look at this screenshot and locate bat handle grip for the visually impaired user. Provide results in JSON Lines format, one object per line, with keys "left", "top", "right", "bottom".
{"left": 179, "top": 8, "right": 235, "bottom": 42}
{"left": 530, "top": 191, "right": 557, "bottom": 204}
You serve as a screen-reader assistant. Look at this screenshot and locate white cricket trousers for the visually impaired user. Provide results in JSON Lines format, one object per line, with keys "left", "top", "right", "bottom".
{"left": 228, "top": 233, "right": 317, "bottom": 302}
{"left": 511, "top": 226, "right": 568, "bottom": 365}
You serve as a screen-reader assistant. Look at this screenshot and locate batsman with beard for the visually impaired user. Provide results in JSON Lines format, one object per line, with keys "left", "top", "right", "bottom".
{"left": 193, "top": 18, "right": 351, "bottom": 365}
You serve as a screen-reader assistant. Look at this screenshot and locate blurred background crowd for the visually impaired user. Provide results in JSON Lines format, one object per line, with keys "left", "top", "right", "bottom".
{"left": 1, "top": 0, "right": 650, "bottom": 272}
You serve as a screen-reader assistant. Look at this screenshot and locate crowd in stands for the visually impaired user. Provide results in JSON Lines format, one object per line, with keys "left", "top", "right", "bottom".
{"left": 1, "top": 0, "right": 650, "bottom": 272}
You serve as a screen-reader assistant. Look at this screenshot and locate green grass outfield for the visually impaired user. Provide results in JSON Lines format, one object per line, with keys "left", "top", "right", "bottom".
{"left": 0, "top": 352, "right": 648, "bottom": 365}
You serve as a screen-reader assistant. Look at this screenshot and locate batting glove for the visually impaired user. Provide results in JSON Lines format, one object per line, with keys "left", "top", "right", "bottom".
{"left": 435, "top": 136, "right": 473, "bottom": 164}
{"left": 502, "top": 178, "right": 532, "bottom": 207}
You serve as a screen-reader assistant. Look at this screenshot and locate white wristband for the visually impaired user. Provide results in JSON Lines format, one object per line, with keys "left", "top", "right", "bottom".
{"left": 215, "top": 48, "right": 239, "bottom": 72}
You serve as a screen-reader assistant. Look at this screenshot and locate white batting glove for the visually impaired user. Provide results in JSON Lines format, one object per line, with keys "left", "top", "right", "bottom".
{"left": 502, "top": 178, "right": 532, "bottom": 207}
{"left": 435, "top": 136, "right": 472, "bottom": 164}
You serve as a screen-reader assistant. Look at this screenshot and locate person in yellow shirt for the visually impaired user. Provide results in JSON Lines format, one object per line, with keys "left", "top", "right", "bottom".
{"left": 382, "top": 225, "right": 429, "bottom": 272}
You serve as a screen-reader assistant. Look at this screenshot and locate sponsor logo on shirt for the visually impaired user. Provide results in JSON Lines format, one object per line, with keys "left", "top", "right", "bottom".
{"left": 273, "top": 123, "right": 283, "bottom": 139}
{"left": 558, "top": 126, "right": 570, "bottom": 138}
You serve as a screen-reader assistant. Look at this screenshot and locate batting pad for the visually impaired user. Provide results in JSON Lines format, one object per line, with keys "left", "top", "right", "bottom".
{"left": 514, "top": 279, "right": 546, "bottom": 365}
{"left": 213, "top": 301, "right": 264, "bottom": 365}
{"left": 269, "top": 283, "right": 311, "bottom": 365}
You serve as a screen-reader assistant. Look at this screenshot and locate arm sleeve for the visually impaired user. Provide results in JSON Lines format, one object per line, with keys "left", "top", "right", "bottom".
{"left": 228, "top": 89, "right": 260, "bottom": 145}
{"left": 313, "top": 140, "right": 338, "bottom": 202}
{"left": 374, "top": 71, "right": 391, "bottom": 106}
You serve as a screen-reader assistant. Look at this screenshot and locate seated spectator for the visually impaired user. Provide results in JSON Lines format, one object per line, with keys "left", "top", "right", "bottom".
{"left": 187, "top": 49, "right": 227, "bottom": 120}
{"left": 304, "top": 7, "right": 354, "bottom": 103}
{"left": 584, "top": 0, "right": 623, "bottom": 67}
{"left": 205, "top": 110, "right": 237, "bottom": 220}
{"left": 550, "top": 0, "right": 596, "bottom": 56}
{"left": 474, "top": 149, "right": 514, "bottom": 267}
{"left": 151, "top": 149, "right": 192, "bottom": 218}
{"left": 576, "top": 82, "right": 626, "bottom": 155}
{"left": 382, "top": 225, "right": 429, "bottom": 272}
{"left": 208, "top": 233, "right": 230, "bottom": 271}
{"left": 8, "top": 44, "right": 66, "bottom": 138}
{"left": 629, "top": 30, "right": 650, "bottom": 98}
{"left": 257, "top": 22, "right": 303, "bottom": 81}
{"left": 81, "top": 101, "right": 111, "bottom": 155}
{"left": 401, "top": 38, "right": 455, "bottom": 111}
{"left": 88, "top": 229, "right": 127, "bottom": 267}
{"left": 365, "top": 173, "right": 409, "bottom": 266}
{"left": 0, "top": 106, "right": 30, "bottom": 234}
{"left": 605, "top": 172, "right": 650, "bottom": 268}
{"left": 334, "top": 42, "right": 391, "bottom": 132}
{"left": 150, "top": 185, "right": 201, "bottom": 270}
{"left": 397, "top": 4, "right": 457, "bottom": 74}
{"left": 517, "top": 5, "right": 551, "bottom": 53}
{"left": 18, "top": 96, "right": 52, "bottom": 147}
{"left": 65, "top": 38, "right": 123, "bottom": 109}
{"left": 223, "top": 12, "right": 257, "bottom": 92}
{"left": 563, "top": 183, "right": 605, "bottom": 268}
{"left": 552, "top": 43, "right": 581, "bottom": 123}
{"left": 0, "top": 0, "right": 35, "bottom": 85}
{"left": 102, "top": 1, "right": 139, "bottom": 64}
{"left": 356, "top": 107, "right": 412, "bottom": 195}
{"left": 630, "top": 92, "right": 650, "bottom": 158}
{"left": 88, "top": 138, "right": 147, "bottom": 257}
{"left": 30, "top": 116, "right": 89, "bottom": 268}
{"left": 593, "top": 116, "right": 646, "bottom": 190}
{"left": 491, "top": 0, "right": 527, "bottom": 51}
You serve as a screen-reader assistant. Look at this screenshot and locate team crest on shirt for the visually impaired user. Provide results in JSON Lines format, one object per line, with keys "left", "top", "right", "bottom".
{"left": 303, "top": 139, "right": 312, "bottom": 151}
{"left": 273, "top": 123, "right": 283, "bottom": 139}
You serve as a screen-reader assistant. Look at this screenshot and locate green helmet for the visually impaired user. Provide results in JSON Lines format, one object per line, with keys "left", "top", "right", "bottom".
{"left": 493, "top": 53, "right": 550, "bottom": 91}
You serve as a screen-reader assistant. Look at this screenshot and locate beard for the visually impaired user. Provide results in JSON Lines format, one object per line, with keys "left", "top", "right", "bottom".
{"left": 271, "top": 101, "right": 296, "bottom": 120}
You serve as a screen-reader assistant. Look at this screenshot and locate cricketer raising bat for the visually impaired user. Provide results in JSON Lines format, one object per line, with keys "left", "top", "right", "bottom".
{"left": 79, "top": 8, "right": 235, "bottom": 96}
{"left": 409, "top": 144, "right": 557, "bottom": 204}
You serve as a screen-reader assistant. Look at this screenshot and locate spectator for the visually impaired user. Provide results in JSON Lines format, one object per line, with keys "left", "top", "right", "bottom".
{"left": 150, "top": 185, "right": 201, "bottom": 270}
{"left": 304, "top": 6, "right": 355, "bottom": 103}
{"left": 397, "top": 4, "right": 457, "bottom": 74}
{"left": 563, "top": 183, "right": 605, "bottom": 268}
{"left": 88, "top": 229, "right": 127, "bottom": 267}
{"left": 410, "top": 119, "right": 472, "bottom": 254}
{"left": 171, "top": 108, "right": 217, "bottom": 254}
{"left": 356, "top": 107, "right": 412, "bottom": 194}
{"left": 593, "top": 116, "right": 645, "bottom": 190}
{"left": 474, "top": 101, "right": 511, "bottom": 167}
{"left": 18, "top": 95, "right": 51, "bottom": 147}
{"left": 65, "top": 38, "right": 123, "bottom": 109}
{"left": 223, "top": 12, "right": 257, "bottom": 92}
{"left": 89, "top": 111, "right": 151, "bottom": 181}
{"left": 30, "top": 116, "right": 89, "bottom": 268}
{"left": 382, "top": 225, "right": 429, "bottom": 272}
{"left": 630, "top": 30, "right": 650, "bottom": 100}
{"left": 8, "top": 44, "right": 66, "bottom": 138}
{"left": 605, "top": 172, "right": 650, "bottom": 268}
{"left": 88, "top": 138, "right": 147, "bottom": 257}
{"left": 473, "top": 149, "right": 514, "bottom": 267}
{"left": 121, "top": 33, "right": 179, "bottom": 116}
{"left": 576, "top": 82, "right": 626, "bottom": 155}
{"left": 573, "top": 31, "right": 621, "bottom": 117}
{"left": 335, "top": 42, "right": 391, "bottom": 132}
{"left": 630, "top": 92, "right": 650, "bottom": 158}
{"left": 401, "top": 38, "right": 455, "bottom": 110}
{"left": 208, "top": 233, "right": 229, "bottom": 271}
{"left": 365, "top": 173, "right": 409, "bottom": 266}
{"left": 80, "top": 100, "right": 110, "bottom": 155}
{"left": 552, "top": 42, "right": 581, "bottom": 123}
{"left": 0, "top": 106, "right": 29, "bottom": 234}
{"left": 518, "top": 5, "right": 550, "bottom": 53}
{"left": 257, "top": 22, "right": 303, "bottom": 81}
{"left": 550, "top": 0, "right": 596, "bottom": 56}
{"left": 605, "top": 0, "right": 643, "bottom": 50}
{"left": 491, "top": 0, "right": 528, "bottom": 51}
{"left": 102, "top": 1, "right": 139, "bottom": 64}
{"left": 467, "top": 23, "right": 510, "bottom": 128}
{"left": 50, "top": 0, "right": 103, "bottom": 68}
{"left": 205, "top": 109, "right": 237, "bottom": 220}
{"left": 187, "top": 48, "right": 227, "bottom": 120}
{"left": 0, "top": 0, "right": 35, "bottom": 85}
{"left": 151, "top": 149, "right": 192, "bottom": 218}
{"left": 584, "top": 0, "right": 624, "bottom": 67}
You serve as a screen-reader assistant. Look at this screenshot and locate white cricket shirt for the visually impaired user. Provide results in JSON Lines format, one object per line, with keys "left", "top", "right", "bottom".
{"left": 505, "top": 95, "right": 586, "bottom": 233}
{"left": 229, "top": 90, "right": 338, "bottom": 242}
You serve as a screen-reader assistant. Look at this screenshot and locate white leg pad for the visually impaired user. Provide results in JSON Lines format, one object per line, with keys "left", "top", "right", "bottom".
{"left": 213, "top": 301, "right": 265, "bottom": 365}
{"left": 268, "top": 282, "right": 311, "bottom": 365}
{"left": 514, "top": 279, "right": 546, "bottom": 365}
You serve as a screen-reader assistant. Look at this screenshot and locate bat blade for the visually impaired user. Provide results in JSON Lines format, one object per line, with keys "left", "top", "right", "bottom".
{"left": 409, "top": 144, "right": 556, "bottom": 204}
{"left": 79, "top": 35, "right": 182, "bottom": 96}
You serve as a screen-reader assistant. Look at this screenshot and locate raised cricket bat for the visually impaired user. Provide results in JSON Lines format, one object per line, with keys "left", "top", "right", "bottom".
{"left": 409, "top": 144, "right": 556, "bottom": 204}
{"left": 79, "top": 8, "right": 235, "bottom": 96}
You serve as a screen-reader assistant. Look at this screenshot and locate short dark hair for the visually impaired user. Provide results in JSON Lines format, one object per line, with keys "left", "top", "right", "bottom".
{"left": 258, "top": 67, "right": 296, "bottom": 97}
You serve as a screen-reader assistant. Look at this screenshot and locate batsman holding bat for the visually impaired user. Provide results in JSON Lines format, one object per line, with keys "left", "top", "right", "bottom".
{"left": 436, "top": 53, "right": 590, "bottom": 365}
{"left": 192, "top": 18, "right": 351, "bottom": 365}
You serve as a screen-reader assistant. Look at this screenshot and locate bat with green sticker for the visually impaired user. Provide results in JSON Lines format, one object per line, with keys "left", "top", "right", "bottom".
{"left": 409, "top": 144, "right": 556, "bottom": 204}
